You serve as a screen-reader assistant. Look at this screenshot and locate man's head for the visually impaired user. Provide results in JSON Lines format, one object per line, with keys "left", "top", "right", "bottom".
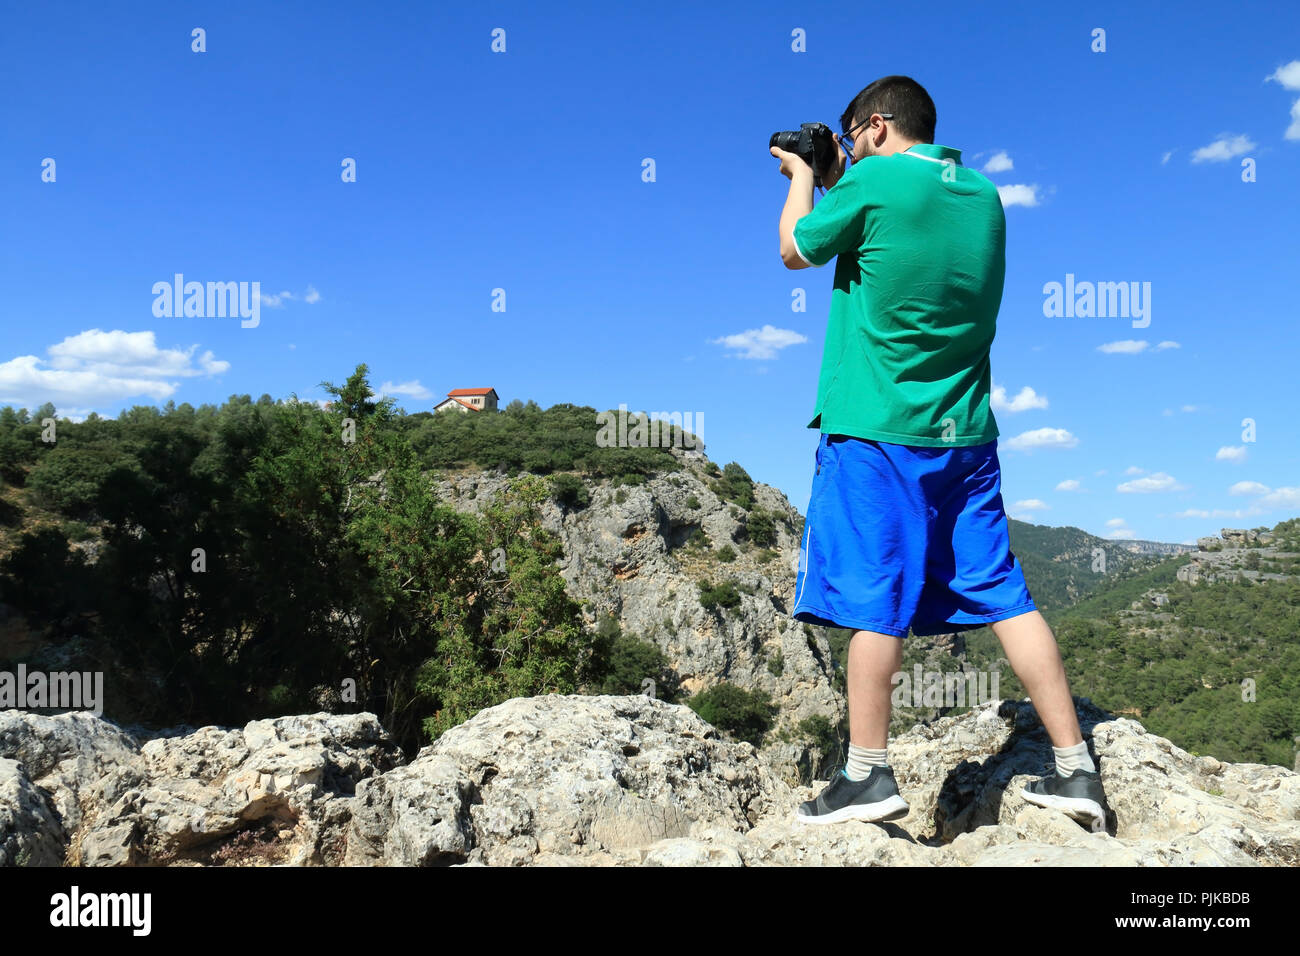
{"left": 839, "top": 75, "right": 936, "bottom": 161}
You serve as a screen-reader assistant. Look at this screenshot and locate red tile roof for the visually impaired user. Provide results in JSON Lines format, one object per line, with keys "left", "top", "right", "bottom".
{"left": 435, "top": 396, "right": 481, "bottom": 411}
{"left": 446, "top": 387, "right": 496, "bottom": 397}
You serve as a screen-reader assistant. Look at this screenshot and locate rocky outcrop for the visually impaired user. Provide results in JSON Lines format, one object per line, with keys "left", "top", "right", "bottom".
{"left": 3, "top": 694, "right": 1297, "bottom": 866}
{"left": 1177, "top": 529, "right": 1297, "bottom": 586}
{"left": 0, "top": 710, "right": 402, "bottom": 866}
{"left": 431, "top": 453, "right": 845, "bottom": 781}
{"left": 1194, "top": 528, "right": 1276, "bottom": 552}
{"left": 343, "top": 694, "right": 787, "bottom": 866}
{"left": 0, "top": 757, "right": 66, "bottom": 866}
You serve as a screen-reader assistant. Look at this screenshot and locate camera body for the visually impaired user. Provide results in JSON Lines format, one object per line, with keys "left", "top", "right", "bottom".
{"left": 770, "top": 122, "right": 839, "bottom": 187}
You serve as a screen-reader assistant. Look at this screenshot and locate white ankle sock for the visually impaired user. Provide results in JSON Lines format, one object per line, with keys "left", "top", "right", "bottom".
{"left": 845, "top": 744, "right": 888, "bottom": 781}
{"left": 1053, "top": 740, "right": 1095, "bottom": 776}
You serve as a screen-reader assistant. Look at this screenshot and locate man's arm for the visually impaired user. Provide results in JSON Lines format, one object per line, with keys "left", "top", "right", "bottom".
{"left": 778, "top": 164, "right": 816, "bottom": 270}
{"left": 771, "top": 140, "right": 847, "bottom": 269}
{"left": 770, "top": 145, "right": 819, "bottom": 269}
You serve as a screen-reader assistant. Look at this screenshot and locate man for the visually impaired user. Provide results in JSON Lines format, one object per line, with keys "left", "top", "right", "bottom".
{"left": 770, "top": 75, "right": 1107, "bottom": 832}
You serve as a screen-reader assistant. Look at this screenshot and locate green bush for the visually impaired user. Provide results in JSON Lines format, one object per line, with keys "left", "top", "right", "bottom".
{"left": 0, "top": 433, "right": 36, "bottom": 485}
{"left": 588, "top": 625, "right": 681, "bottom": 702}
{"left": 60, "top": 520, "right": 94, "bottom": 542}
{"left": 697, "top": 578, "right": 741, "bottom": 611}
{"left": 767, "top": 649, "right": 784, "bottom": 676}
{"left": 716, "top": 544, "right": 736, "bottom": 563}
{"left": 409, "top": 401, "right": 679, "bottom": 484}
{"left": 687, "top": 682, "right": 777, "bottom": 746}
{"left": 798, "top": 714, "right": 841, "bottom": 759}
{"left": 746, "top": 509, "right": 778, "bottom": 548}
{"left": 711, "top": 462, "right": 755, "bottom": 510}
{"left": 26, "top": 444, "right": 135, "bottom": 518}
{"left": 550, "top": 473, "right": 590, "bottom": 510}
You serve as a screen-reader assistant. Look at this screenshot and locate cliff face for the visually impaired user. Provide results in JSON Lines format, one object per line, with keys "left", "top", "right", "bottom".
{"left": 3, "top": 697, "right": 1297, "bottom": 867}
{"left": 432, "top": 452, "right": 844, "bottom": 781}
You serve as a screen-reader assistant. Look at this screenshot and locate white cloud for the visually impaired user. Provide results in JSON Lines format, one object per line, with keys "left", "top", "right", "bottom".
{"left": 997, "top": 184, "right": 1040, "bottom": 208}
{"left": 1117, "top": 472, "right": 1185, "bottom": 493}
{"left": 1097, "top": 340, "right": 1149, "bottom": 354}
{"left": 1013, "top": 499, "right": 1049, "bottom": 511}
{"left": 1190, "top": 133, "right": 1256, "bottom": 163}
{"left": 991, "top": 384, "right": 1048, "bottom": 412}
{"left": 379, "top": 380, "right": 432, "bottom": 400}
{"left": 261, "top": 286, "right": 321, "bottom": 307}
{"left": 983, "top": 151, "right": 1014, "bottom": 173}
{"left": 1267, "top": 60, "right": 1300, "bottom": 90}
{"left": 1107, "top": 528, "right": 1137, "bottom": 540}
{"left": 1055, "top": 479, "right": 1081, "bottom": 492}
{"left": 1003, "top": 427, "right": 1079, "bottom": 451}
{"left": 1229, "top": 480, "right": 1270, "bottom": 496}
{"left": 1284, "top": 98, "right": 1300, "bottom": 141}
{"left": 259, "top": 290, "right": 294, "bottom": 308}
{"left": 1263, "top": 487, "right": 1300, "bottom": 507}
{"left": 1175, "top": 509, "right": 1210, "bottom": 518}
{"left": 1124, "top": 466, "right": 1145, "bottom": 476}
{"left": 1180, "top": 404, "right": 1197, "bottom": 412}
{"left": 709, "top": 324, "right": 807, "bottom": 360}
{"left": 1094, "top": 469, "right": 1108, "bottom": 476}
{"left": 1207, "top": 506, "right": 1265, "bottom": 519}
{"left": 1155, "top": 341, "right": 1181, "bottom": 350}
{"left": 0, "top": 329, "right": 228, "bottom": 409}
{"left": 1216, "top": 446, "right": 1247, "bottom": 462}
{"left": 1105, "top": 518, "right": 1127, "bottom": 528}
{"left": 1161, "top": 149, "right": 1175, "bottom": 165}
{"left": 1229, "top": 482, "right": 1300, "bottom": 508}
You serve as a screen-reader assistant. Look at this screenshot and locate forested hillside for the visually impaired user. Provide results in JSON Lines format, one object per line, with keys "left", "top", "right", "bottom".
{"left": 1, "top": 366, "right": 1296, "bottom": 770}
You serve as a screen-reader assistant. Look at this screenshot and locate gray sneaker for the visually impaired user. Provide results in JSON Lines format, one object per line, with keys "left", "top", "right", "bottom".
{"left": 794, "top": 765, "right": 910, "bottom": 826}
{"left": 1020, "top": 762, "right": 1108, "bottom": 833}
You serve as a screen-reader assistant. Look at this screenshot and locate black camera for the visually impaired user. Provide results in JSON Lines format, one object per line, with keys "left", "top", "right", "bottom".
{"left": 770, "top": 122, "right": 839, "bottom": 186}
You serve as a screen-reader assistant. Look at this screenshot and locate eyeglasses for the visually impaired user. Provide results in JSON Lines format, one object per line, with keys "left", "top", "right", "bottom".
{"left": 837, "top": 113, "right": 894, "bottom": 158}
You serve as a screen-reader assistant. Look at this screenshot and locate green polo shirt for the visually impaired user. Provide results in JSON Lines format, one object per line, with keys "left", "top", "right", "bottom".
{"left": 791, "top": 142, "right": 1005, "bottom": 446}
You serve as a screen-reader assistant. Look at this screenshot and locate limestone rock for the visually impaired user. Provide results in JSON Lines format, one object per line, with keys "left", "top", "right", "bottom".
{"left": 0, "top": 756, "right": 67, "bottom": 866}
{"left": 0, "top": 709, "right": 403, "bottom": 866}
{"left": 4, "top": 695, "right": 1297, "bottom": 867}
{"left": 430, "top": 462, "right": 840, "bottom": 784}
{"left": 343, "top": 694, "right": 791, "bottom": 866}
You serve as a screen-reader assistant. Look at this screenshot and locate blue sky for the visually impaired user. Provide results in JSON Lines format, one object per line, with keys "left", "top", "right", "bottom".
{"left": 2, "top": 0, "right": 1298, "bottom": 546}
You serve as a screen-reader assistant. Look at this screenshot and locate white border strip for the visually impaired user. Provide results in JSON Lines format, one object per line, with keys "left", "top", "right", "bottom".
{"left": 791, "top": 231, "right": 818, "bottom": 267}
{"left": 900, "top": 150, "right": 956, "bottom": 166}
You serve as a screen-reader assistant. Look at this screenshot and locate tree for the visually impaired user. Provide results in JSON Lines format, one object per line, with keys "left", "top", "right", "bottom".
{"left": 320, "top": 363, "right": 391, "bottom": 421}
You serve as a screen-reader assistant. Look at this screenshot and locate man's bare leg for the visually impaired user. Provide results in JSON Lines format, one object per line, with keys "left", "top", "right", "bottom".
{"left": 989, "top": 609, "right": 1083, "bottom": 747}
{"left": 846, "top": 629, "right": 903, "bottom": 748}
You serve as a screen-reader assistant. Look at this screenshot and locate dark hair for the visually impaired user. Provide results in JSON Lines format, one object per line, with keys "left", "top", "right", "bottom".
{"left": 840, "top": 75, "right": 936, "bottom": 144}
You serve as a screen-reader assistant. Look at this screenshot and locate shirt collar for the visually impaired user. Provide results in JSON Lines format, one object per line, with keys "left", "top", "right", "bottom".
{"left": 900, "top": 143, "right": 963, "bottom": 166}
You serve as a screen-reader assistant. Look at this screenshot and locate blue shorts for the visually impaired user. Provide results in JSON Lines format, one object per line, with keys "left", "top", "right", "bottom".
{"left": 791, "top": 433, "right": 1036, "bottom": 637}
